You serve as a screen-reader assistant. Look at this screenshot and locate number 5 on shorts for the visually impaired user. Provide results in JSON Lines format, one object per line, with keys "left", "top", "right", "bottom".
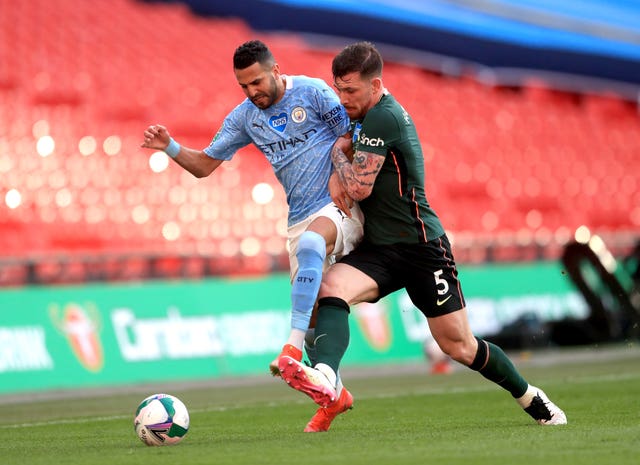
{"left": 434, "top": 269, "right": 449, "bottom": 295}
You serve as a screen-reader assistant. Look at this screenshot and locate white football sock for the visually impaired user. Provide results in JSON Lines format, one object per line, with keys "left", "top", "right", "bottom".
{"left": 315, "top": 363, "right": 337, "bottom": 388}
{"left": 286, "top": 328, "right": 306, "bottom": 351}
{"left": 516, "top": 384, "right": 537, "bottom": 408}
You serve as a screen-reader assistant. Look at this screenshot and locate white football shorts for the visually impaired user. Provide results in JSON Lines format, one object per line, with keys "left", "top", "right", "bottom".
{"left": 287, "top": 201, "right": 364, "bottom": 282}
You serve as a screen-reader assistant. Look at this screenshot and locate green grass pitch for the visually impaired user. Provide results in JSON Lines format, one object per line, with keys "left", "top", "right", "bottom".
{"left": 1, "top": 345, "right": 638, "bottom": 465}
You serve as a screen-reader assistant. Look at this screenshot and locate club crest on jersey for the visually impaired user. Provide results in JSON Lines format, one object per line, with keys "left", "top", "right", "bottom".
{"left": 269, "top": 112, "right": 288, "bottom": 132}
{"left": 291, "top": 106, "right": 307, "bottom": 123}
{"left": 352, "top": 122, "right": 362, "bottom": 144}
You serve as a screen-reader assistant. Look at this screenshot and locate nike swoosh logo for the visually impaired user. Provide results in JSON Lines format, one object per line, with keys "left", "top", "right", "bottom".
{"left": 436, "top": 295, "right": 452, "bottom": 306}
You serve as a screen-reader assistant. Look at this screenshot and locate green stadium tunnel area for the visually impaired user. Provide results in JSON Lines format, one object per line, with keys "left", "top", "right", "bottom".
{"left": 0, "top": 0, "right": 639, "bottom": 285}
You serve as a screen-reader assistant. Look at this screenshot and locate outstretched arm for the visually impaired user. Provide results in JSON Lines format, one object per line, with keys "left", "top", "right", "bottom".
{"left": 141, "top": 124, "right": 223, "bottom": 178}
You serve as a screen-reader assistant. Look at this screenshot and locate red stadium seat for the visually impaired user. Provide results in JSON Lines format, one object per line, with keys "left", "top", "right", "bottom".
{"left": 0, "top": 0, "right": 638, "bottom": 274}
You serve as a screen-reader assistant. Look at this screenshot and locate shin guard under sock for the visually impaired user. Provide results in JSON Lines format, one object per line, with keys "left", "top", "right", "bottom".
{"left": 469, "top": 337, "right": 528, "bottom": 398}
{"left": 290, "top": 231, "right": 326, "bottom": 332}
{"left": 314, "top": 297, "right": 350, "bottom": 374}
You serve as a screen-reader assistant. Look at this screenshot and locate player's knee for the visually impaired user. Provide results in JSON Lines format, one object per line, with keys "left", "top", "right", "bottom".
{"left": 297, "top": 231, "right": 326, "bottom": 260}
{"left": 436, "top": 337, "right": 476, "bottom": 365}
{"left": 318, "top": 274, "right": 342, "bottom": 298}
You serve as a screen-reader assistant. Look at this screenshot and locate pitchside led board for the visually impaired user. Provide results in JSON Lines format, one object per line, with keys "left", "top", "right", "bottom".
{"left": 0, "top": 262, "right": 587, "bottom": 395}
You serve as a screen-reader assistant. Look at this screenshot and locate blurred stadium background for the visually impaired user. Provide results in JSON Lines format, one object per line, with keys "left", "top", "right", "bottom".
{"left": 0, "top": 0, "right": 639, "bottom": 396}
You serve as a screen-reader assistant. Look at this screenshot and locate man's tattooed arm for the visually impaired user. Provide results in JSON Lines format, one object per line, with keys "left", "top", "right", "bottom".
{"left": 331, "top": 144, "right": 385, "bottom": 201}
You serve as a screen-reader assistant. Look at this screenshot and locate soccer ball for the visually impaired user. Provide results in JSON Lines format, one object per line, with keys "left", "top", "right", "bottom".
{"left": 134, "top": 393, "right": 190, "bottom": 446}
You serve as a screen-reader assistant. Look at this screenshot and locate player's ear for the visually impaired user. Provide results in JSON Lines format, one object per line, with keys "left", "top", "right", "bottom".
{"left": 371, "top": 76, "right": 383, "bottom": 92}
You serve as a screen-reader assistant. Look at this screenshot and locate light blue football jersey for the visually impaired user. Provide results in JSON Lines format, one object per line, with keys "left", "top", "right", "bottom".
{"left": 204, "top": 75, "right": 349, "bottom": 226}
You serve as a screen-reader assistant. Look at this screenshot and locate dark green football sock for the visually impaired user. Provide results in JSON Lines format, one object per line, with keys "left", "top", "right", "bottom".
{"left": 314, "top": 297, "right": 351, "bottom": 373}
{"left": 470, "top": 337, "right": 529, "bottom": 398}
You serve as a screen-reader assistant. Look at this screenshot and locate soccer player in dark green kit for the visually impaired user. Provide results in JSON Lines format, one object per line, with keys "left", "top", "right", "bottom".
{"left": 279, "top": 41, "right": 567, "bottom": 432}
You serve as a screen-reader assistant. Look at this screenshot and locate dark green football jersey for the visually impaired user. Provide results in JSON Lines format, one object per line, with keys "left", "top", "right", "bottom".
{"left": 351, "top": 93, "right": 444, "bottom": 245}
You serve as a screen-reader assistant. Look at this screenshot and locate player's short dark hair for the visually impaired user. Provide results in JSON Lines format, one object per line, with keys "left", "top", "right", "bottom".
{"left": 233, "top": 40, "right": 275, "bottom": 70}
{"left": 332, "top": 41, "right": 383, "bottom": 80}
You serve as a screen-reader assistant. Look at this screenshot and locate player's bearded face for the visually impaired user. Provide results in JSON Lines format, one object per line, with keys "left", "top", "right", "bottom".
{"left": 249, "top": 73, "right": 279, "bottom": 109}
{"left": 235, "top": 62, "right": 281, "bottom": 110}
{"left": 334, "top": 73, "right": 375, "bottom": 120}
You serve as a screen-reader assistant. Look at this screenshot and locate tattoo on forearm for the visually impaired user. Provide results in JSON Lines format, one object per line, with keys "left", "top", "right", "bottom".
{"left": 331, "top": 145, "right": 355, "bottom": 187}
{"left": 331, "top": 145, "right": 384, "bottom": 197}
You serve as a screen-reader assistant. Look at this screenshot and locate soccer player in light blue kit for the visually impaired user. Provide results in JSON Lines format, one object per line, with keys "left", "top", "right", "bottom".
{"left": 141, "top": 41, "right": 364, "bottom": 402}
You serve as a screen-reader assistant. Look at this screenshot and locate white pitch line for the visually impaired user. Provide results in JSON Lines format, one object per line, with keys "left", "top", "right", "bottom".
{"left": 2, "top": 371, "right": 637, "bottom": 430}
